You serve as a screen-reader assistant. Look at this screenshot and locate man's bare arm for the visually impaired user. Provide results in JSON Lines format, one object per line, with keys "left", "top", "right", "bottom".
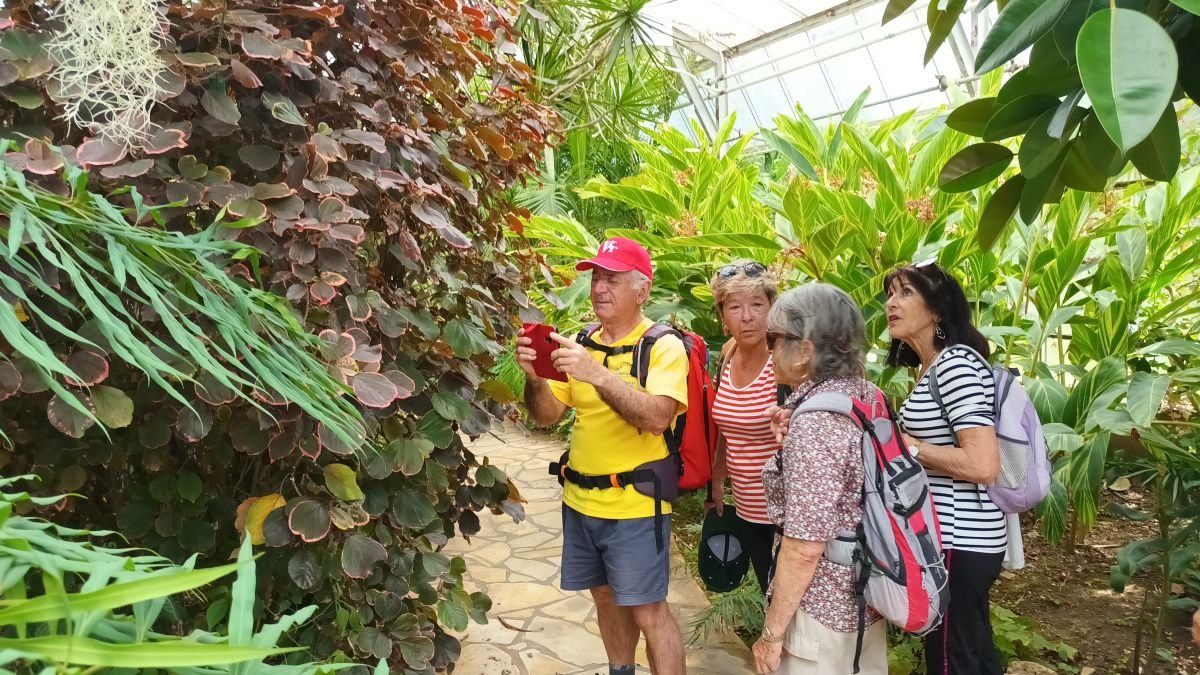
{"left": 592, "top": 370, "right": 678, "bottom": 435}
{"left": 524, "top": 377, "right": 567, "bottom": 427}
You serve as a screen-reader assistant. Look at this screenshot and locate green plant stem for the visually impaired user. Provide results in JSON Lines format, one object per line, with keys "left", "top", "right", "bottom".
{"left": 1146, "top": 465, "right": 1170, "bottom": 674}
{"left": 1132, "top": 583, "right": 1152, "bottom": 675}
{"left": 1151, "top": 420, "right": 1200, "bottom": 429}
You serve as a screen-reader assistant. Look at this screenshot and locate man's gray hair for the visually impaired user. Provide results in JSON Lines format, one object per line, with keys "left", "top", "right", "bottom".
{"left": 767, "top": 283, "right": 866, "bottom": 380}
{"left": 630, "top": 270, "right": 651, "bottom": 292}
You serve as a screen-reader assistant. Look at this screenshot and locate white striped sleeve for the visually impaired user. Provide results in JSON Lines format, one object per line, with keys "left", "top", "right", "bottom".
{"left": 935, "top": 349, "right": 994, "bottom": 430}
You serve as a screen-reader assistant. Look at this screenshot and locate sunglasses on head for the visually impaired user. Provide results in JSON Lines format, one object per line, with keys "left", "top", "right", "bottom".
{"left": 765, "top": 329, "right": 801, "bottom": 350}
{"left": 718, "top": 262, "right": 767, "bottom": 279}
{"left": 911, "top": 256, "right": 953, "bottom": 284}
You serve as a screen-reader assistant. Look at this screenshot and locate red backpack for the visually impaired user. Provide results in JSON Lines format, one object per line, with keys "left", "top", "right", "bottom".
{"left": 549, "top": 322, "right": 717, "bottom": 551}
{"left": 787, "top": 388, "right": 949, "bottom": 673}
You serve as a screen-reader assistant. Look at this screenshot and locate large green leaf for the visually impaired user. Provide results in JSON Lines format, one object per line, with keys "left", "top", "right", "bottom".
{"left": 90, "top": 385, "right": 133, "bottom": 428}
{"left": 391, "top": 491, "right": 436, "bottom": 528}
{"left": 1125, "top": 372, "right": 1169, "bottom": 428}
{"left": 759, "top": 128, "right": 816, "bottom": 180}
{"left": 1067, "top": 431, "right": 1111, "bottom": 527}
{"left": 939, "top": 143, "right": 1013, "bottom": 193}
{"left": 1167, "top": 0, "right": 1200, "bottom": 13}
{"left": 1062, "top": 357, "right": 1127, "bottom": 429}
{"left": 0, "top": 562, "right": 238, "bottom": 626}
{"left": 576, "top": 179, "right": 681, "bottom": 219}
{"left": 342, "top": 534, "right": 387, "bottom": 579}
{"left": 1036, "top": 477, "right": 1069, "bottom": 544}
{"left": 0, "top": 637, "right": 295, "bottom": 667}
{"left": 924, "top": 0, "right": 968, "bottom": 65}
{"left": 1061, "top": 114, "right": 1126, "bottom": 191}
{"left": 1018, "top": 150, "right": 1068, "bottom": 223}
{"left": 946, "top": 97, "right": 996, "bottom": 137}
{"left": 664, "top": 233, "right": 781, "bottom": 251}
{"left": 975, "top": 0, "right": 1071, "bottom": 74}
{"left": 1137, "top": 338, "right": 1200, "bottom": 356}
{"left": 1018, "top": 109, "right": 1069, "bottom": 178}
{"left": 1128, "top": 104, "right": 1181, "bottom": 182}
{"left": 1026, "top": 375, "right": 1068, "bottom": 424}
{"left": 982, "top": 93, "right": 1059, "bottom": 142}
{"left": 1076, "top": 8, "right": 1179, "bottom": 152}
{"left": 976, "top": 175, "right": 1025, "bottom": 252}
{"left": 443, "top": 318, "right": 489, "bottom": 357}
{"left": 883, "top": 0, "right": 919, "bottom": 24}
{"left": 324, "top": 463, "right": 365, "bottom": 501}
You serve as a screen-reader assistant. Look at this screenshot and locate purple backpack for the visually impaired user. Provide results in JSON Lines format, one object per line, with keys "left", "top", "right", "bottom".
{"left": 929, "top": 345, "right": 1051, "bottom": 514}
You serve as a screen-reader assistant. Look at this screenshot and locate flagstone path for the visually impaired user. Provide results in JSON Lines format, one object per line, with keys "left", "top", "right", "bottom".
{"left": 445, "top": 426, "right": 755, "bottom": 675}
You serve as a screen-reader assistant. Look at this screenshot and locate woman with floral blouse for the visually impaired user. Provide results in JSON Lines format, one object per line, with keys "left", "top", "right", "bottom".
{"left": 752, "top": 283, "right": 886, "bottom": 675}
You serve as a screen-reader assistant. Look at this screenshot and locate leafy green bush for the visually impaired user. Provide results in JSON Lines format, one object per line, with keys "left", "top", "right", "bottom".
{"left": 519, "top": 98, "right": 1200, "bottom": 553}
{"left": 884, "top": 606, "right": 1076, "bottom": 675}
{"left": 0, "top": 474, "right": 374, "bottom": 673}
{"left": 0, "top": 0, "right": 555, "bottom": 668}
{"left": 898, "top": 0, "right": 1200, "bottom": 230}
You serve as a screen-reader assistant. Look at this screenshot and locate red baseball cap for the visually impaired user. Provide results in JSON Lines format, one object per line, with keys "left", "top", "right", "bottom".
{"left": 575, "top": 237, "right": 654, "bottom": 280}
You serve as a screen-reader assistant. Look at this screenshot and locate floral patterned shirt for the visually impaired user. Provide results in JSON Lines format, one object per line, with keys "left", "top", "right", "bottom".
{"left": 762, "top": 377, "right": 881, "bottom": 633}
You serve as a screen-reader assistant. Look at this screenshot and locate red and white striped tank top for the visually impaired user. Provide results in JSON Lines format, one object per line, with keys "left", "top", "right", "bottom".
{"left": 711, "top": 357, "right": 780, "bottom": 524}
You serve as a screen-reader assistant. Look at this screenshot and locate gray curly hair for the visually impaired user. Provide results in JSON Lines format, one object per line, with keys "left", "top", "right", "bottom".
{"left": 767, "top": 283, "right": 866, "bottom": 380}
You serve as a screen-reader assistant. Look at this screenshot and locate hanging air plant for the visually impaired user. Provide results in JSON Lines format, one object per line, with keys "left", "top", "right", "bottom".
{"left": 47, "top": 0, "right": 168, "bottom": 150}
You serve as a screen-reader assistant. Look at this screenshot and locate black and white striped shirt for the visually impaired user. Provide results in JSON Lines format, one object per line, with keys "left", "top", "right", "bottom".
{"left": 900, "top": 346, "right": 1007, "bottom": 554}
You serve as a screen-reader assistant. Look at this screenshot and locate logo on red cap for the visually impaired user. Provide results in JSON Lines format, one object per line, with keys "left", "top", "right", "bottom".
{"left": 575, "top": 237, "right": 653, "bottom": 280}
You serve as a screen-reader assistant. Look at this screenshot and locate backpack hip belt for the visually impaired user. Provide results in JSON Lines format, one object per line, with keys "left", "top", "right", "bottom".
{"left": 549, "top": 457, "right": 676, "bottom": 553}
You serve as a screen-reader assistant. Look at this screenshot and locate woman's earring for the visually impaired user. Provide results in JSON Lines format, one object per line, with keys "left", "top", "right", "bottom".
{"left": 935, "top": 325, "right": 946, "bottom": 340}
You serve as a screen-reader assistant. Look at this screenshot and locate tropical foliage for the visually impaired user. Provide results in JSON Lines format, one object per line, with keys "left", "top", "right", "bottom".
{"left": 896, "top": 0, "right": 1200, "bottom": 242}
{"left": 516, "top": 96, "right": 1200, "bottom": 666}
{"left": 0, "top": 474, "right": 376, "bottom": 673}
{"left": 513, "top": 0, "right": 685, "bottom": 235}
{"left": 0, "top": 0, "right": 553, "bottom": 668}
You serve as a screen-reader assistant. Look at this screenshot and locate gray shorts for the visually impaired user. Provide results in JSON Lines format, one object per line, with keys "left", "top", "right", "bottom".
{"left": 560, "top": 504, "right": 671, "bottom": 606}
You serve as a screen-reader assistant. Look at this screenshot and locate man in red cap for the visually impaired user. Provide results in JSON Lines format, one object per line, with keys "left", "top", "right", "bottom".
{"left": 515, "top": 237, "right": 689, "bottom": 675}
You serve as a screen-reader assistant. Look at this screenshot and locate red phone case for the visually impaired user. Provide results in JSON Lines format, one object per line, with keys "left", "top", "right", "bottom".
{"left": 523, "top": 323, "right": 568, "bottom": 382}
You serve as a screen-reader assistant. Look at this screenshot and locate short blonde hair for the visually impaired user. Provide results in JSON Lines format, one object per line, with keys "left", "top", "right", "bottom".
{"left": 711, "top": 259, "right": 779, "bottom": 314}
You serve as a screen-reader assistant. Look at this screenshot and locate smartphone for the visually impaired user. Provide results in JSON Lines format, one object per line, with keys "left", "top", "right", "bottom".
{"left": 522, "top": 323, "right": 568, "bottom": 382}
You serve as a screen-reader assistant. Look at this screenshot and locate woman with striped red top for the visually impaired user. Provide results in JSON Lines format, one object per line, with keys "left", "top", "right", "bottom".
{"left": 707, "top": 259, "right": 784, "bottom": 593}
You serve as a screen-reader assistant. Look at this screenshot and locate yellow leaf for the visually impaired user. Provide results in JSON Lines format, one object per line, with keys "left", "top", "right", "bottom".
{"left": 245, "top": 493, "right": 286, "bottom": 545}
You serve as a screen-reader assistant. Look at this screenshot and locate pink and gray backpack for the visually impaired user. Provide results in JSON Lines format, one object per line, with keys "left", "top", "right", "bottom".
{"left": 793, "top": 389, "right": 948, "bottom": 674}
{"left": 928, "top": 344, "right": 1052, "bottom": 513}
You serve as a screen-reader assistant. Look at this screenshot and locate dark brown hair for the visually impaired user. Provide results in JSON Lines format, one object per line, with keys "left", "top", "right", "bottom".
{"left": 883, "top": 262, "right": 990, "bottom": 368}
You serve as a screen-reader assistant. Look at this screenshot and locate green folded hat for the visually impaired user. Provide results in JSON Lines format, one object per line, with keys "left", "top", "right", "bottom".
{"left": 697, "top": 504, "right": 750, "bottom": 593}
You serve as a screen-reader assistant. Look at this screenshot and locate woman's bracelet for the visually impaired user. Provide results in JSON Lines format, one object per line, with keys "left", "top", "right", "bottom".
{"left": 760, "top": 625, "right": 785, "bottom": 644}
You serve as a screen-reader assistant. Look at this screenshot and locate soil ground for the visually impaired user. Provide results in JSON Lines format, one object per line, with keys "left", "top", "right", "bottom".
{"left": 991, "top": 488, "right": 1199, "bottom": 674}
{"left": 673, "top": 487, "right": 1200, "bottom": 674}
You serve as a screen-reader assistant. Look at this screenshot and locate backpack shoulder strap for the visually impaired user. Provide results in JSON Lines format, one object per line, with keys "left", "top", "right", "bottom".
{"left": 631, "top": 323, "right": 683, "bottom": 388}
{"left": 929, "top": 345, "right": 999, "bottom": 435}
{"left": 793, "top": 392, "right": 860, "bottom": 423}
{"left": 575, "top": 322, "right": 603, "bottom": 348}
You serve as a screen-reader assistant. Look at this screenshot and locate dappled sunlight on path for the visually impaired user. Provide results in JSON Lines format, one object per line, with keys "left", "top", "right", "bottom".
{"left": 445, "top": 427, "right": 754, "bottom": 674}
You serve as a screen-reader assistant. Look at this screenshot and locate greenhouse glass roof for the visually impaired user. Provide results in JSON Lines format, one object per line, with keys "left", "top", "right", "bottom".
{"left": 645, "top": 0, "right": 999, "bottom": 140}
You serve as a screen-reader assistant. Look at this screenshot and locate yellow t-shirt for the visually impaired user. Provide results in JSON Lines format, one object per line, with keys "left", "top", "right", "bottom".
{"left": 548, "top": 318, "right": 689, "bottom": 519}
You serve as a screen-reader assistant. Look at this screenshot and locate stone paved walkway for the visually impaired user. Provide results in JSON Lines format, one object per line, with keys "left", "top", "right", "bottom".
{"left": 445, "top": 426, "right": 755, "bottom": 675}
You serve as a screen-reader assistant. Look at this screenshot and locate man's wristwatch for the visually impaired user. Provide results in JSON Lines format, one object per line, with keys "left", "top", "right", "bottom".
{"left": 908, "top": 442, "right": 921, "bottom": 459}
{"left": 760, "top": 625, "right": 784, "bottom": 644}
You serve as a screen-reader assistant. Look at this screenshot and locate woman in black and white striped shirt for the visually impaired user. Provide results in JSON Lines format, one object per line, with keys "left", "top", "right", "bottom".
{"left": 884, "top": 260, "right": 1004, "bottom": 675}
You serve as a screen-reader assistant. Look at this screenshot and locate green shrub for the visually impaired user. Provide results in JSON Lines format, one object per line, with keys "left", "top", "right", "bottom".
{"left": 0, "top": 0, "right": 556, "bottom": 668}
{"left": 0, "top": 474, "right": 375, "bottom": 673}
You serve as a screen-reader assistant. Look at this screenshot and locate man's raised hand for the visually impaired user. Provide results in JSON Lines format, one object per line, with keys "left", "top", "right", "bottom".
{"left": 514, "top": 327, "right": 541, "bottom": 380}
{"left": 549, "top": 332, "right": 606, "bottom": 385}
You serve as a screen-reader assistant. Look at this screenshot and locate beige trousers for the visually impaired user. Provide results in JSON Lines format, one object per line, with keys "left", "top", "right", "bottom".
{"left": 776, "top": 608, "right": 887, "bottom": 675}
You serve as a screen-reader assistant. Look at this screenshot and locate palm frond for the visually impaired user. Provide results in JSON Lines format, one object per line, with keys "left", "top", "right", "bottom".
{"left": 0, "top": 141, "right": 369, "bottom": 453}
